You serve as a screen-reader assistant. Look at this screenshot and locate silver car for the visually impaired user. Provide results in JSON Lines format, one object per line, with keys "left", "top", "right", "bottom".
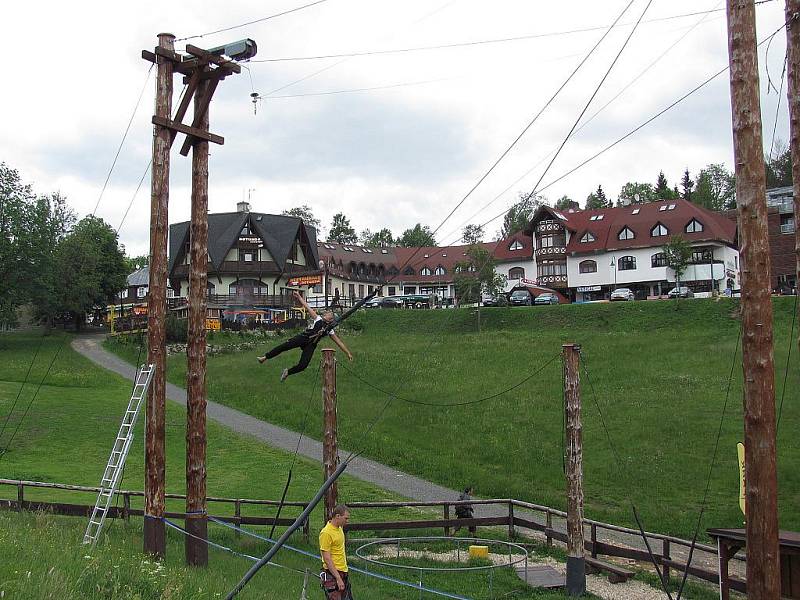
{"left": 610, "top": 288, "right": 635, "bottom": 301}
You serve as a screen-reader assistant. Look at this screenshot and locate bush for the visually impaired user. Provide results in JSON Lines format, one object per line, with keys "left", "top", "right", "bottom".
{"left": 165, "top": 314, "right": 187, "bottom": 343}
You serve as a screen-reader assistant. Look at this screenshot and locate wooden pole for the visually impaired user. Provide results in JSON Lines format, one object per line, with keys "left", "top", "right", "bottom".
{"left": 563, "top": 343, "right": 585, "bottom": 596}
{"left": 726, "top": 2, "right": 781, "bottom": 598}
{"left": 786, "top": 4, "right": 800, "bottom": 345}
{"left": 322, "top": 348, "right": 339, "bottom": 522}
{"left": 144, "top": 32, "right": 174, "bottom": 559}
{"left": 185, "top": 75, "right": 210, "bottom": 567}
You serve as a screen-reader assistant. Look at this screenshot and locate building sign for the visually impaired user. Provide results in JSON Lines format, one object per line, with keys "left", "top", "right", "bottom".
{"left": 238, "top": 236, "right": 262, "bottom": 245}
{"left": 576, "top": 286, "right": 601, "bottom": 292}
{"left": 205, "top": 318, "right": 221, "bottom": 331}
{"left": 520, "top": 277, "right": 538, "bottom": 286}
{"left": 288, "top": 274, "right": 322, "bottom": 287}
{"left": 132, "top": 306, "right": 148, "bottom": 315}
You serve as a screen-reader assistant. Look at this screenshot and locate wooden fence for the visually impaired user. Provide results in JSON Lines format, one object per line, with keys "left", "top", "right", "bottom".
{"left": 0, "top": 479, "right": 745, "bottom": 592}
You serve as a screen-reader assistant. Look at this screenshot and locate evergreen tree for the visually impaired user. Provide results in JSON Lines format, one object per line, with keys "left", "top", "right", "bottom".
{"left": 655, "top": 171, "right": 675, "bottom": 200}
{"left": 398, "top": 223, "right": 436, "bottom": 247}
{"left": 554, "top": 195, "right": 574, "bottom": 210}
{"left": 327, "top": 213, "right": 358, "bottom": 244}
{"left": 359, "top": 228, "right": 395, "bottom": 247}
{"left": 462, "top": 224, "right": 485, "bottom": 245}
{"left": 585, "top": 185, "right": 610, "bottom": 209}
{"left": 282, "top": 204, "right": 321, "bottom": 232}
{"left": 681, "top": 168, "right": 694, "bottom": 201}
{"left": 765, "top": 146, "right": 792, "bottom": 188}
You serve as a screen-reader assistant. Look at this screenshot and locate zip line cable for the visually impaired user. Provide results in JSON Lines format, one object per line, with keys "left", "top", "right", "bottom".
{"left": 0, "top": 335, "right": 45, "bottom": 448}
{"left": 91, "top": 64, "right": 154, "bottom": 218}
{"left": 0, "top": 335, "right": 68, "bottom": 462}
{"left": 675, "top": 321, "right": 742, "bottom": 600}
{"left": 176, "top": 0, "right": 331, "bottom": 42}
{"left": 438, "top": 1, "right": 721, "bottom": 244}
{"left": 252, "top": 4, "right": 766, "bottom": 63}
{"left": 776, "top": 292, "right": 797, "bottom": 433}
{"left": 768, "top": 55, "right": 788, "bottom": 163}
{"left": 263, "top": 76, "right": 450, "bottom": 99}
{"left": 384, "top": 0, "right": 641, "bottom": 282}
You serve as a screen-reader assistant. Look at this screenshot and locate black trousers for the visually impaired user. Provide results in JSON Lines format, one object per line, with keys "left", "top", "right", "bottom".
{"left": 264, "top": 335, "right": 317, "bottom": 376}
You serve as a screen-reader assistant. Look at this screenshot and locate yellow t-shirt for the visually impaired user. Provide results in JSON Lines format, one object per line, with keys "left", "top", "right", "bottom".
{"left": 319, "top": 521, "right": 347, "bottom": 573}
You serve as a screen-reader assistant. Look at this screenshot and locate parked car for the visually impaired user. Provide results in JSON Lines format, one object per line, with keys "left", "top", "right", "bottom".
{"left": 364, "top": 296, "right": 384, "bottom": 308}
{"left": 378, "top": 296, "right": 405, "bottom": 309}
{"left": 609, "top": 288, "right": 635, "bottom": 302}
{"left": 508, "top": 289, "right": 532, "bottom": 306}
{"left": 534, "top": 292, "right": 559, "bottom": 305}
{"left": 668, "top": 286, "right": 694, "bottom": 298}
{"left": 481, "top": 292, "right": 502, "bottom": 307}
{"left": 403, "top": 294, "right": 430, "bottom": 308}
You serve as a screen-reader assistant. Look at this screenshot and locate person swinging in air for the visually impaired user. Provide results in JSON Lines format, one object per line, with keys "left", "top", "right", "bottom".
{"left": 258, "top": 291, "right": 353, "bottom": 381}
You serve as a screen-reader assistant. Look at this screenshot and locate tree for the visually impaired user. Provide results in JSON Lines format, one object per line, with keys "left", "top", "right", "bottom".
{"left": 54, "top": 216, "right": 127, "bottom": 330}
{"left": 327, "top": 212, "right": 357, "bottom": 244}
{"left": 765, "top": 145, "right": 792, "bottom": 188}
{"left": 554, "top": 195, "right": 575, "bottom": 210}
{"left": 655, "top": 171, "right": 677, "bottom": 200}
{"left": 585, "top": 185, "right": 610, "bottom": 209}
{"left": 359, "top": 228, "right": 395, "bottom": 248}
{"left": 462, "top": 224, "right": 485, "bottom": 245}
{"left": 663, "top": 235, "right": 692, "bottom": 294}
{"left": 282, "top": 204, "right": 321, "bottom": 232}
{"left": 681, "top": 168, "right": 694, "bottom": 201}
{"left": 499, "top": 192, "right": 544, "bottom": 238}
{"left": 693, "top": 164, "right": 736, "bottom": 211}
{"left": 124, "top": 254, "right": 149, "bottom": 273}
{"left": 617, "top": 182, "right": 656, "bottom": 205}
{"left": 453, "top": 245, "right": 506, "bottom": 305}
{"left": 398, "top": 223, "right": 436, "bottom": 247}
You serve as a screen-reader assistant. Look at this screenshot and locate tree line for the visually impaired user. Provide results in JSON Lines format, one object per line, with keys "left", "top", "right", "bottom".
{"left": 0, "top": 163, "right": 128, "bottom": 330}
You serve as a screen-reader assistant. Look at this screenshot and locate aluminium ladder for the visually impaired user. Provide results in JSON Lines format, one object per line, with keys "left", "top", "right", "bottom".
{"left": 82, "top": 363, "right": 155, "bottom": 548}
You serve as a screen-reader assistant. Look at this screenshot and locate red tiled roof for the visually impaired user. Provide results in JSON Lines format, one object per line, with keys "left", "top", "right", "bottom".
{"left": 528, "top": 200, "right": 737, "bottom": 254}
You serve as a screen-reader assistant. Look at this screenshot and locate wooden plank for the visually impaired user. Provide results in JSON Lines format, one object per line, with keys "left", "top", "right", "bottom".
{"left": 185, "top": 44, "right": 242, "bottom": 73}
{"left": 179, "top": 76, "right": 222, "bottom": 156}
{"left": 151, "top": 116, "right": 224, "bottom": 145}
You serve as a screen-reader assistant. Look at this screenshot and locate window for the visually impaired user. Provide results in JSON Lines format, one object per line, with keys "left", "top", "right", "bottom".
{"left": 344, "top": 247, "right": 354, "bottom": 252}
{"left": 632, "top": 208, "right": 640, "bottom": 215}
{"left": 388, "top": 286, "right": 396, "bottom": 296}
{"left": 362, "top": 248, "right": 373, "bottom": 253}
{"left": 618, "top": 227, "right": 635, "bottom": 240}
{"left": 589, "top": 214, "right": 605, "bottom": 221}
{"left": 618, "top": 256, "right": 636, "bottom": 271}
{"left": 539, "top": 234, "right": 566, "bottom": 248}
{"left": 538, "top": 260, "right": 567, "bottom": 276}
{"left": 420, "top": 267, "right": 432, "bottom": 276}
{"left": 509, "top": 240, "right": 524, "bottom": 251}
{"left": 166, "top": 288, "right": 175, "bottom": 298}
{"left": 358, "top": 285, "right": 365, "bottom": 297}
{"left": 434, "top": 266, "right": 446, "bottom": 275}
{"left": 230, "top": 279, "right": 268, "bottom": 295}
{"left": 137, "top": 286, "right": 148, "bottom": 298}
{"left": 659, "top": 205, "right": 668, "bottom": 212}
{"left": 403, "top": 266, "right": 415, "bottom": 276}
{"left": 239, "top": 250, "right": 254, "bottom": 262}
{"left": 381, "top": 249, "right": 389, "bottom": 254}
{"left": 241, "top": 222, "right": 251, "bottom": 235}
{"left": 651, "top": 252, "right": 667, "bottom": 268}
{"left": 651, "top": 224, "right": 668, "bottom": 237}
{"left": 508, "top": 267, "right": 525, "bottom": 279}
{"left": 691, "top": 248, "right": 714, "bottom": 263}
{"left": 120, "top": 289, "right": 128, "bottom": 299}
{"left": 685, "top": 219, "right": 704, "bottom": 233}
{"left": 580, "top": 232, "right": 595, "bottom": 243}
{"left": 579, "top": 260, "right": 597, "bottom": 274}
{"left": 348, "top": 284, "right": 356, "bottom": 298}
{"left": 668, "top": 204, "right": 676, "bottom": 210}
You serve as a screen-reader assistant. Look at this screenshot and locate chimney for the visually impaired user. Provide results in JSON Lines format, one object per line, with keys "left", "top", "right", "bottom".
{"left": 237, "top": 201, "right": 251, "bottom": 213}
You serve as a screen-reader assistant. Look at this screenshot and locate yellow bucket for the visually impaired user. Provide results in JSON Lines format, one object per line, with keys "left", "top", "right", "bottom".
{"left": 468, "top": 545, "right": 489, "bottom": 559}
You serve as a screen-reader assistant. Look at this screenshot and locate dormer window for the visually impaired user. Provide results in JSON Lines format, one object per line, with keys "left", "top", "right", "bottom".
{"left": 344, "top": 247, "right": 354, "bottom": 252}
{"left": 434, "top": 266, "right": 446, "bottom": 276}
{"left": 580, "top": 232, "right": 595, "bottom": 243}
{"left": 509, "top": 240, "right": 524, "bottom": 251}
{"left": 420, "top": 267, "right": 432, "bottom": 276}
{"left": 651, "top": 224, "right": 668, "bottom": 237}
{"left": 685, "top": 219, "right": 704, "bottom": 233}
{"left": 404, "top": 266, "right": 416, "bottom": 276}
{"left": 618, "top": 227, "right": 635, "bottom": 241}
{"left": 589, "top": 214, "right": 605, "bottom": 221}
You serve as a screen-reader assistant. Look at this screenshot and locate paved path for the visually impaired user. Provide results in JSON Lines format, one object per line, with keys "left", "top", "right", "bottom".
{"left": 72, "top": 334, "right": 739, "bottom": 586}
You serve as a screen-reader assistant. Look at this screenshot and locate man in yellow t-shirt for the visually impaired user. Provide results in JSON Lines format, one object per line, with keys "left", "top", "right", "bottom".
{"left": 319, "top": 504, "right": 352, "bottom": 599}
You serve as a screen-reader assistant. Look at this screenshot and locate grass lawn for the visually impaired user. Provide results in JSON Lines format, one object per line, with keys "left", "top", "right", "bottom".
{"left": 0, "top": 331, "right": 594, "bottom": 599}
{"left": 106, "top": 297, "right": 800, "bottom": 540}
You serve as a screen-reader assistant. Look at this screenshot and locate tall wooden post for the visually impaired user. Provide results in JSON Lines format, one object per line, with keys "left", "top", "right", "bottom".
{"left": 786, "top": 4, "right": 800, "bottom": 344}
{"left": 185, "top": 76, "right": 210, "bottom": 567}
{"left": 144, "top": 32, "right": 174, "bottom": 559}
{"left": 563, "top": 343, "right": 585, "bottom": 596}
{"left": 322, "top": 349, "right": 339, "bottom": 522}
{"left": 727, "top": 2, "right": 781, "bottom": 598}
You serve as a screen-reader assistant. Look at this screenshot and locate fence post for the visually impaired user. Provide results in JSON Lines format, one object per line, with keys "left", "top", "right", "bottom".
{"left": 590, "top": 524, "right": 597, "bottom": 558}
{"left": 123, "top": 493, "right": 131, "bottom": 522}
{"left": 563, "top": 343, "right": 585, "bottom": 596}
{"left": 234, "top": 500, "right": 241, "bottom": 540}
{"left": 662, "top": 539, "right": 671, "bottom": 581}
{"left": 17, "top": 484, "right": 23, "bottom": 512}
{"left": 303, "top": 513, "right": 310, "bottom": 543}
{"left": 508, "top": 501, "right": 515, "bottom": 540}
{"left": 444, "top": 504, "right": 450, "bottom": 537}
{"left": 546, "top": 510, "right": 553, "bottom": 547}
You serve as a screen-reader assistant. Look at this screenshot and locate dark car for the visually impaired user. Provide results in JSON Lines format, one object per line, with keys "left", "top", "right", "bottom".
{"left": 378, "top": 296, "right": 404, "bottom": 309}
{"left": 508, "top": 289, "right": 532, "bottom": 306}
{"left": 667, "top": 286, "right": 694, "bottom": 298}
{"left": 534, "top": 293, "right": 559, "bottom": 305}
{"left": 364, "top": 296, "right": 384, "bottom": 308}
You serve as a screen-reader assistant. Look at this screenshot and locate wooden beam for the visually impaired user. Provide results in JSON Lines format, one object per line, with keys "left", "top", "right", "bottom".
{"left": 179, "top": 76, "right": 222, "bottom": 156}
{"left": 151, "top": 116, "right": 224, "bottom": 145}
{"left": 185, "top": 44, "right": 242, "bottom": 73}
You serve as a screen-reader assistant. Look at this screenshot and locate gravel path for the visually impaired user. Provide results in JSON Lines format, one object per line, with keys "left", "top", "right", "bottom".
{"left": 72, "top": 333, "right": 737, "bottom": 595}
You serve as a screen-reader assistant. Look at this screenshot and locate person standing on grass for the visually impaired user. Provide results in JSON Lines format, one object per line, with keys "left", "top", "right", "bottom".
{"left": 257, "top": 291, "right": 353, "bottom": 381}
{"left": 319, "top": 504, "right": 354, "bottom": 600}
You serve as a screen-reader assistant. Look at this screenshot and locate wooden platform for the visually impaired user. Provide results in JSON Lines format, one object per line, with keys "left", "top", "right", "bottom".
{"left": 515, "top": 564, "right": 565, "bottom": 588}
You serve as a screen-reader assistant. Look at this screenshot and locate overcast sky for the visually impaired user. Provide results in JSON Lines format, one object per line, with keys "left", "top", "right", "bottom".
{"left": 0, "top": 0, "right": 789, "bottom": 256}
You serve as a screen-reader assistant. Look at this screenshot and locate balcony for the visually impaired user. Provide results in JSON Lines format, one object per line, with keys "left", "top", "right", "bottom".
{"left": 536, "top": 275, "right": 568, "bottom": 287}
{"left": 172, "top": 294, "right": 294, "bottom": 308}
{"left": 535, "top": 246, "right": 566, "bottom": 258}
{"left": 536, "top": 220, "right": 564, "bottom": 234}
{"left": 781, "top": 223, "right": 796, "bottom": 234}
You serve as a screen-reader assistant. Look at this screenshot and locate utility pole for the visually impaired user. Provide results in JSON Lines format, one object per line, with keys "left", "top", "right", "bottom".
{"left": 726, "top": 2, "right": 780, "bottom": 598}
{"left": 322, "top": 348, "right": 339, "bottom": 522}
{"left": 785, "top": 3, "right": 800, "bottom": 349}
{"left": 185, "top": 76, "right": 210, "bottom": 567}
{"left": 144, "top": 32, "right": 174, "bottom": 559}
{"left": 563, "top": 343, "right": 585, "bottom": 597}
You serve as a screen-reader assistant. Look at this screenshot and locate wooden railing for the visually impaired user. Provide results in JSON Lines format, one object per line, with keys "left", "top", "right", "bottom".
{"left": 0, "top": 479, "right": 745, "bottom": 591}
